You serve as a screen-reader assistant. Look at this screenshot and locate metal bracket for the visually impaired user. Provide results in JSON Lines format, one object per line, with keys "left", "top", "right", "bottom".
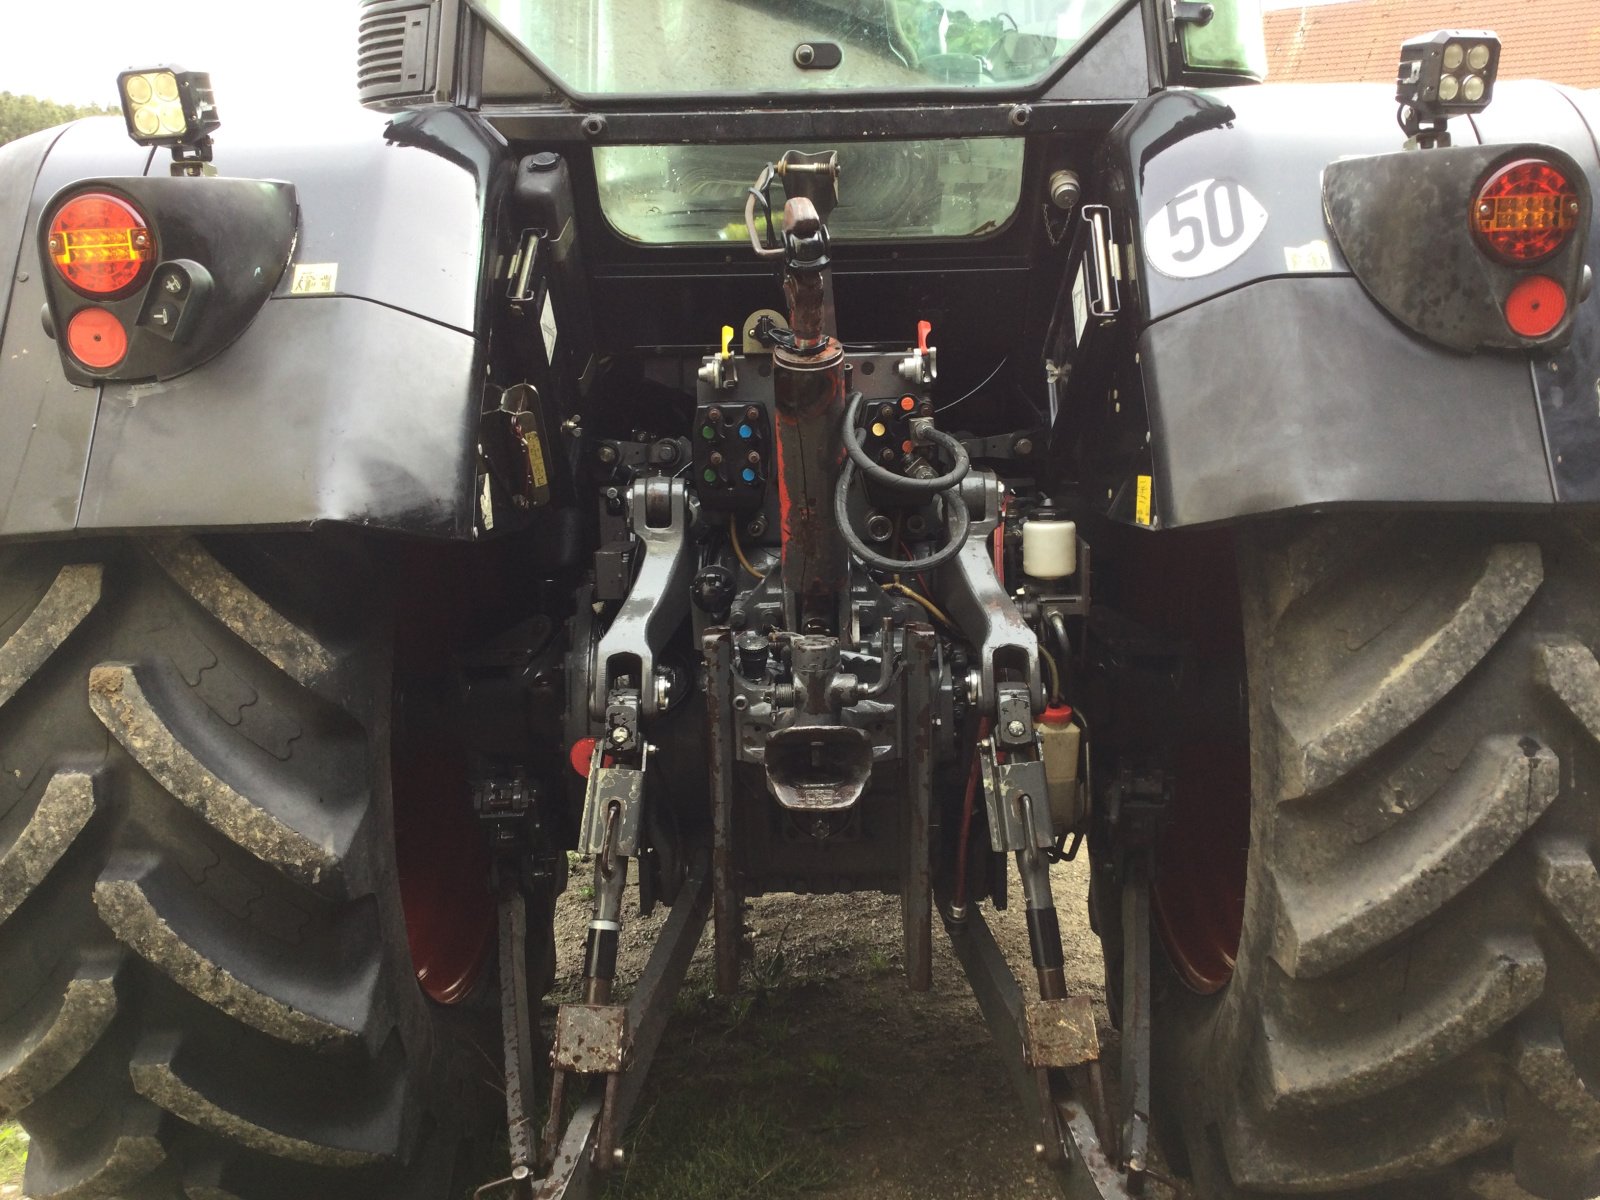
{"left": 553, "top": 1004, "right": 632, "bottom": 1075}
{"left": 1081, "top": 206, "right": 1121, "bottom": 322}
{"left": 533, "top": 856, "right": 712, "bottom": 1199}
{"left": 590, "top": 477, "right": 692, "bottom": 720}
{"left": 941, "top": 901, "right": 1134, "bottom": 1200}
{"left": 980, "top": 737, "right": 1055, "bottom": 854}
{"left": 932, "top": 471, "right": 1044, "bottom": 712}
{"left": 578, "top": 745, "right": 647, "bottom": 858}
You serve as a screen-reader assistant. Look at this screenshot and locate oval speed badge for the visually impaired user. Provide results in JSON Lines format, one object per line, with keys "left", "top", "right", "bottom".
{"left": 1144, "top": 179, "right": 1268, "bottom": 279}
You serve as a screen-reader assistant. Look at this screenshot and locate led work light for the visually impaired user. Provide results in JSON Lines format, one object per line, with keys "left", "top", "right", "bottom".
{"left": 117, "top": 67, "right": 221, "bottom": 174}
{"left": 1395, "top": 30, "right": 1500, "bottom": 147}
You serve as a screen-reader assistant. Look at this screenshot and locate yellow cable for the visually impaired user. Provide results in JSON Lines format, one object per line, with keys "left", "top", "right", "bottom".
{"left": 883, "top": 582, "right": 957, "bottom": 630}
{"left": 729, "top": 515, "right": 765, "bottom": 579}
{"left": 1039, "top": 645, "right": 1063, "bottom": 705}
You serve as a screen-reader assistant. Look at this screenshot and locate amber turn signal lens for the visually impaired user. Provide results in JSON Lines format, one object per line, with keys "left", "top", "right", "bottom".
{"left": 65, "top": 307, "right": 129, "bottom": 369}
{"left": 1473, "top": 159, "right": 1580, "bottom": 264}
{"left": 1504, "top": 275, "right": 1567, "bottom": 339}
{"left": 47, "top": 192, "right": 154, "bottom": 296}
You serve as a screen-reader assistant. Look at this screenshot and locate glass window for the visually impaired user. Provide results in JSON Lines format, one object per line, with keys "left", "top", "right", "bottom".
{"left": 478, "top": 0, "right": 1126, "bottom": 96}
{"left": 595, "top": 139, "right": 1025, "bottom": 244}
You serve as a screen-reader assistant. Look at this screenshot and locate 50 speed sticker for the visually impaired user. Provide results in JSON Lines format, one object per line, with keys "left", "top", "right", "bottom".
{"left": 1144, "top": 179, "right": 1267, "bottom": 279}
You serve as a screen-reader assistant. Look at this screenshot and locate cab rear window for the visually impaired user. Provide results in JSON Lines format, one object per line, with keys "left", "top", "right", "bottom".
{"left": 595, "top": 139, "right": 1024, "bottom": 245}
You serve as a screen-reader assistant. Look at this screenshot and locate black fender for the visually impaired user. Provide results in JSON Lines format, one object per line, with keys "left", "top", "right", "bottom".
{"left": 0, "top": 108, "right": 508, "bottom": 539}
{"left": 1062, "top": 80, "right": 1600, "bottom": 528}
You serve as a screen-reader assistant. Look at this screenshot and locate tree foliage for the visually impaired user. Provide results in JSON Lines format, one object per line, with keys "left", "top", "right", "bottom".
{"left": 0, "top": 92, "right": 117, "bottom": 148}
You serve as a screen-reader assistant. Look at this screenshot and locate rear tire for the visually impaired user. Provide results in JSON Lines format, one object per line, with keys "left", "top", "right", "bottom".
{"left": 1150, "top": 514, "right": 1600, "bottom": 1199}
{"left": 0, "top": 535, "right": 494, "bottom": 1200}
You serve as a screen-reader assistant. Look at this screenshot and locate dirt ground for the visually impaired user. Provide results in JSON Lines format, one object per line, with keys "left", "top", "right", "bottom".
{"left": 547, "top": 853, "right": 1185, "bottom": 1200}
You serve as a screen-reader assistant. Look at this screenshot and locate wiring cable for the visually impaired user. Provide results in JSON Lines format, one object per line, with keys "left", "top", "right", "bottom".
{"left": 882, "top": 582, "right": 958, "bottom": 630}
{"left": 728, "top": 514, "right": 766, "bottom": 580}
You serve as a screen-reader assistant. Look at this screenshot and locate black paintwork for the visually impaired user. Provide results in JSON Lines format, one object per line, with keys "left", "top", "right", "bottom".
{"left": 1138, "top": 276, "right": 1552, "bottom": 527}
{"left": 1071, "top": 78, "right": 1600, "bottom": 527}
{"left": 1102, "top": 84, "right": 1402, "bottom": 323}
{"left": 38, "top": 176, "right": 298, "bottom": 385}
{"left": 79, "top": 296, "right": 479, "bottom": 536}
{"left": 1323, "top": 143, "right": 1589, "bottom": 353}
{"left": 3, "top": 42, "right": 1600, "bottom": 539}
{"left": 0, "top": 109, "right": 507, "bottom": 538}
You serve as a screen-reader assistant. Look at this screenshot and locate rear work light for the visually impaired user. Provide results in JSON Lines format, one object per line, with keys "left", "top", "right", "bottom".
{"left": 46, "top": 192, "right": 154, "bottom": 296}
{"left": 1473, "top": 159, "right": 1581, "bottom": 263}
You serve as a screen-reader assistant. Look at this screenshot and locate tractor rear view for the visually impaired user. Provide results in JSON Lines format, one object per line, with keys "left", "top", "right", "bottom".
{"left": 1, "top": 3, "right": 1598, "bottom": 1198}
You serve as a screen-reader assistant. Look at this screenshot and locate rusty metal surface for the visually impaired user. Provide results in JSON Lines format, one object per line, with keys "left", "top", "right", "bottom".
{"left": 901, "top": 625, "right": 936, "bottom": 991}
{"left": 703, "top": 629, "right": 740, "bottom": 995}
{"left": 552, "top": 1005, "right": 631, "bottom": 1075}
{"left": 772, "top": 338, "right": 847, "bottom": 631}
{"left": 1025, "top": 997, "right": 1100, "bottom": 1069}
{"left": 533, "top": 855, "right": 711, "bottom": 1199}
{"left": 1119, "top": 862, "right": 1152, "bottom": 1188}
{"left": 941, "top": 901, "right": 1134, "bottom": 1200}
{"left": 497, "top": 888, "right": 537, "bottom": 1183}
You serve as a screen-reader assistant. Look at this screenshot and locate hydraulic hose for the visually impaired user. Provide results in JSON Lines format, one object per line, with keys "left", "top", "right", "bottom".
{"left": 834, "top": 457, "right": 971, "bottom": 573}
{"left": 842, "top": 392, "right": 970, "bottom": 495}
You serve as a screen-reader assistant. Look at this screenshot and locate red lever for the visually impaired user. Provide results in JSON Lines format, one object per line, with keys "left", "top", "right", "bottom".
{"left": 916, "top": 320, "right": 932, "bottom": 353}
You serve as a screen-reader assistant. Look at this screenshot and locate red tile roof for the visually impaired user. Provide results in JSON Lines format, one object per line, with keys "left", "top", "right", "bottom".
{"left": 1264, "top": 0, "right": 1600, "bottom": 89}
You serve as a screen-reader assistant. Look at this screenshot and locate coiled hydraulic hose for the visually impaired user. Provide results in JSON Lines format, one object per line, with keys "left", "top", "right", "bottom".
{"left": 842, "top": 392, "right": 970, "bottom": 495}
{"left": 834, "top": 391, "right": 972, "bottom": 573}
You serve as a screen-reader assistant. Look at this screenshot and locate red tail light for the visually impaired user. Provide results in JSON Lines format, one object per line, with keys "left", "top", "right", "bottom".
{"left": 46, "top": 192, "right": 154, "bottom": 296}
{"left": 1472, "top": 159, "right": 1580, "bottom": 263}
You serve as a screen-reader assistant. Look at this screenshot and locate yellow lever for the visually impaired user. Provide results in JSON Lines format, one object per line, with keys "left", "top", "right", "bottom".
{"left": 720, "top": 324, "right": 734, "bottom": 359}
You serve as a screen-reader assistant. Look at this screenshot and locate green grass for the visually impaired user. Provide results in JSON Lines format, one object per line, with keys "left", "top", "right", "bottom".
{"left": 0, "top": 1123, "right": 27, "bottom": 1190}
{"left": 604, "top": 1099, "right": 835, "bottom": 1200}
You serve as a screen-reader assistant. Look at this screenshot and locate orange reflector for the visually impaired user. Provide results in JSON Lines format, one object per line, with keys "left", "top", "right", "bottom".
{"left": 65, "top": 307, "right": 128, "bottom": 368}
{"left": 1473, "top": 159, "right": 1579, "bottom": 264}
{"left": 47, "top": 192, "right": 153, "bottom": 295}
{"left": 1504, "top": 275, "right": 1566, "bottom": 339}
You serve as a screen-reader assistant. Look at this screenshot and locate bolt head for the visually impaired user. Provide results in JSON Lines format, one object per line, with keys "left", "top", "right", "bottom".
{"left": 1005, "top": 719, "right": 1027, "bottom": 738}
{"left": 609, "top": 726, "right": 630, "bottom": 745}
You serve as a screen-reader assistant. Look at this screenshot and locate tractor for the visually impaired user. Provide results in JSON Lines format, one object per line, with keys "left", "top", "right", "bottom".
{"left": 0, "top": 2, "right": 1597, "bottom": 1197}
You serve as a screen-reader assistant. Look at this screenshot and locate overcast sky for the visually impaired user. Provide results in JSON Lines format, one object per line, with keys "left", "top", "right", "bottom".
{"left": 1, "top": 0, "right": 359, "bottom": 110}
{"left": 1, "top": 0, "right": 1349, "bottom": 108}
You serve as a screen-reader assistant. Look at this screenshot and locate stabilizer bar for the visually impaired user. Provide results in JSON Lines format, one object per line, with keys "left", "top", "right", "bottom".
{"left": 528, "top": 853, "right": 711, "bottom": 1200}
{"left": 942, "top": 901, "right": 1136, "bottom": 1200}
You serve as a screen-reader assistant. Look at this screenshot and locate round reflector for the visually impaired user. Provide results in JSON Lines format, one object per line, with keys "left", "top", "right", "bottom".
{"left": 1504, "top": 275, "right": 1567, "bottom": 339}
{"left": 1473, "top": 159, "right": 1580, "bottom": 263}
{"left": 569, "top": 736, "right": 598, "bottom": 778}
{"left": 46, "top": 192, "right": 154, "bottom": 296}
{"left": 65, "top": 308, "right": 129, "bottom": 369}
